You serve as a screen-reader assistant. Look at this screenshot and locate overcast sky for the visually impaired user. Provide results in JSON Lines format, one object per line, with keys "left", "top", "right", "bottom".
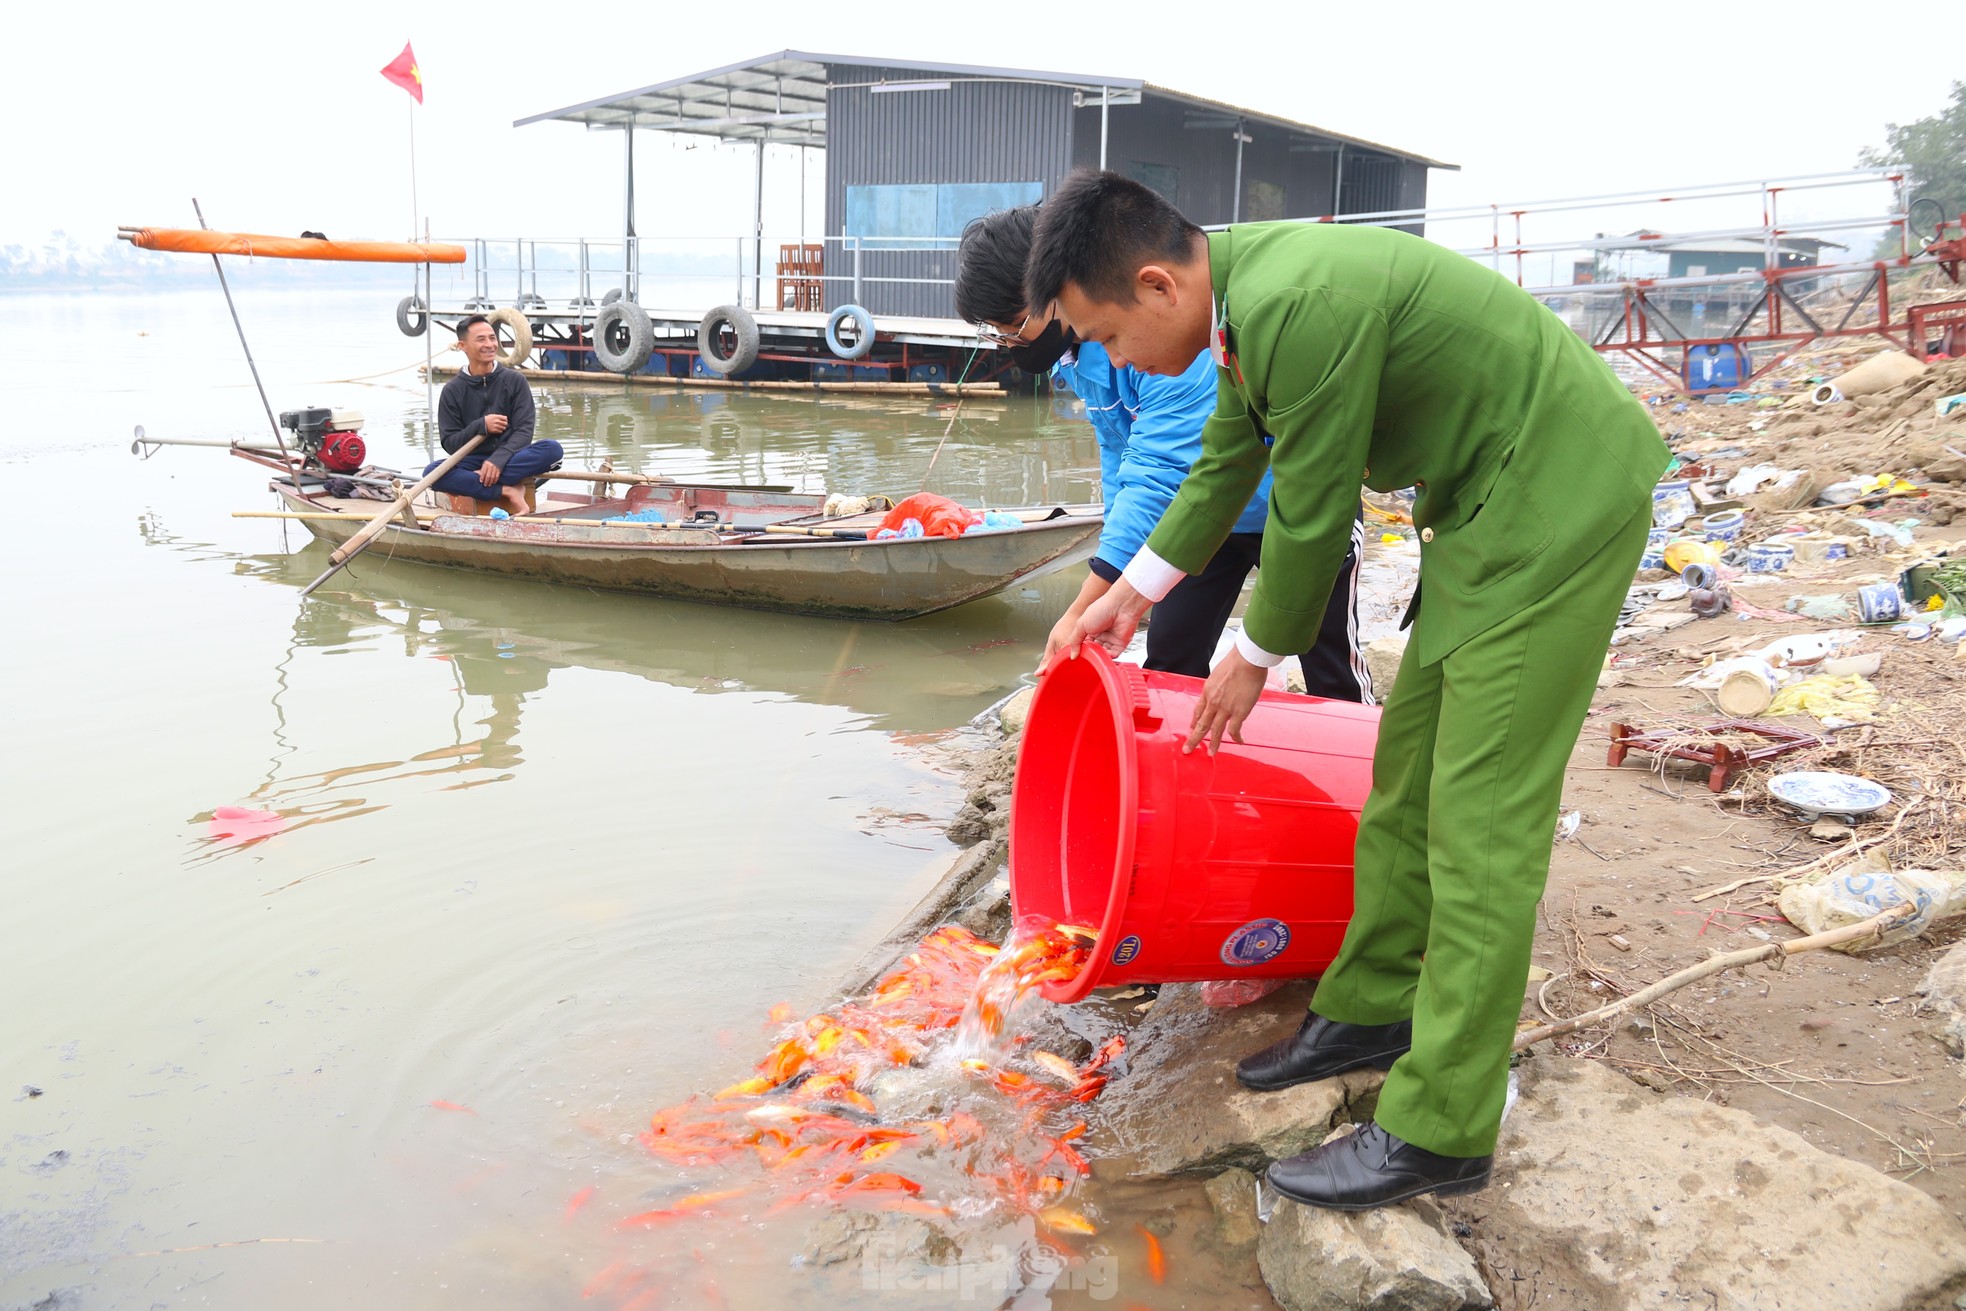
{"left": 4, "top": 0, "right": 1952, "bottom": 275}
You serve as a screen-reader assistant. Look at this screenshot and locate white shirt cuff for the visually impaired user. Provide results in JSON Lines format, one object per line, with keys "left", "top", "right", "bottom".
{"left": 1234, "top": 627, "right": 1287, "bottom": 668}
{"left": 1120, "top": 546, "right": 1185, "bottom": 604}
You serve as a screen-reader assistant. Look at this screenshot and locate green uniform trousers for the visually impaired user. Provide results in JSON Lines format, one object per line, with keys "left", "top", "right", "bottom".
{"left": 1309, "top": 503, "right": 1651, "bottom": 1158}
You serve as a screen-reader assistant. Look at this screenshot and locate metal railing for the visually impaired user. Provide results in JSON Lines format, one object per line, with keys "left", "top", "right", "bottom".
{"left": 424, "top": 233, "right": 967, "bottom": 316}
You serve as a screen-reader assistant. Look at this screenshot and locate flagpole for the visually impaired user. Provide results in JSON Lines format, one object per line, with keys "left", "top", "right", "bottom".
{"left": 409, "top": 98, "right": 420, "bottom": 244}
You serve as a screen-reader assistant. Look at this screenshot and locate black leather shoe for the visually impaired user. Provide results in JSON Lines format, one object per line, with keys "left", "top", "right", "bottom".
{"left": 1266, "top": 1122, "right": 1492, "bottom": 1211}
{"left": 1235, "top": 1013, "right": 1412, "bottom": 1092}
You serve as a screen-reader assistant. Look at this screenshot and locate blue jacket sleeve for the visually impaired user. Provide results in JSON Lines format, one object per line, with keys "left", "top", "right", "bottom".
{"left": 1095, "top": 349, "right": 1219, "bottom": 575}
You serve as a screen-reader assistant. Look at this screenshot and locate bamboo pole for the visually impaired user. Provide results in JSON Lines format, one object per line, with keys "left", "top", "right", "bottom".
{"left": 234, "top": 511, "right": 368, "bottom": 522}
{"left": 1512, "top": 901, "right": 1923, "bottom": 1050}
{"left": 299, "top": 434, "right": 484, "bottom": 597}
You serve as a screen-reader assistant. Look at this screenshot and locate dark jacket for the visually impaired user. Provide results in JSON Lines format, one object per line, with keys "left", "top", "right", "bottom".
{"left": 438, "top": 363, "right": 537, "bottom": 470}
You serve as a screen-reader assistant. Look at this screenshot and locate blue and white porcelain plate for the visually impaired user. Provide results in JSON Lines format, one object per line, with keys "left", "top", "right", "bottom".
{"left": 1767, "top": 771, "right": 1893, "bottom": 820}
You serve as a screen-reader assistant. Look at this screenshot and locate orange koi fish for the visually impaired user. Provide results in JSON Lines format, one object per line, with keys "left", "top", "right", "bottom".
{"left": 1138, "top": 1226, "right": 1167, "bottom": 1284}
{"left": 1038, "top": 1206, "right": 1097, "bottom": 1235}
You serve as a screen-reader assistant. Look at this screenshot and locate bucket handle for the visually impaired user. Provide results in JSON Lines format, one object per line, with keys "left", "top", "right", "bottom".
{"left": 1115, "top": 660, "right": 1161, "bottom": 730}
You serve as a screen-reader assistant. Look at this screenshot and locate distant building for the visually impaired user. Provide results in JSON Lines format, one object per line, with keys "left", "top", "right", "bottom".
{"left": 522, "top": 51, "right": 1455, "bottom": 318}
{"left": 1659, "top": 237, "right": 1842, "bottom": 280}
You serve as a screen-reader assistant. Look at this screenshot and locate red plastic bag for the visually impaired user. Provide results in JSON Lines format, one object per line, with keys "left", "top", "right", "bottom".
{"left": 879, "top": 493, "right": 983, "bottom": 539}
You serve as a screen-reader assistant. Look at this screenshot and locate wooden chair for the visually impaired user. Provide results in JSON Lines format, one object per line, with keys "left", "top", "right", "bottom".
{"left": 776, "top": 243, "right": 825, "bottom": 311}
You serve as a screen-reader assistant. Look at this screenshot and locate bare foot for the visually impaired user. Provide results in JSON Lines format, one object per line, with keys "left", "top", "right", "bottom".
{"left": 499, "top": 486, "right": 529, "bottom": 515}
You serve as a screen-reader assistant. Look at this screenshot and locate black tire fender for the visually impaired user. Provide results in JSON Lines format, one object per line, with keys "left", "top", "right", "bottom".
{"left": 697, "top": 304, "right": 761, "bottom": 376}
{"left": 593, "top": 301, "right": 655, "bottom": 374}
{"left": 395, "top": 294, "right": 428, "bottom": 337}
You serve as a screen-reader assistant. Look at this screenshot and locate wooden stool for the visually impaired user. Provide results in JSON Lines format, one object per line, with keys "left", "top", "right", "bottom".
{"left": 445, "top": 480, "right": 540, "bottom": 515}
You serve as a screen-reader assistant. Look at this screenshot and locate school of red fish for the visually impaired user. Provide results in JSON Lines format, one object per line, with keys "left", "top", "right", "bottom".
{"left": 577, "top": 920, "right": 1134, "bottom": 1305}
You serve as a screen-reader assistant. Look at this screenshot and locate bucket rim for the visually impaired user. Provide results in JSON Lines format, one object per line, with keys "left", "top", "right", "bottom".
{"left": 1030, "top": 645, "right": 1140, "bottom": 1005}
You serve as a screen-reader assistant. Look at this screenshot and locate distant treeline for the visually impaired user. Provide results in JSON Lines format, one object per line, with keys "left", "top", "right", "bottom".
{"left": 2, "top": 234, "right": 775, "bottom": 295}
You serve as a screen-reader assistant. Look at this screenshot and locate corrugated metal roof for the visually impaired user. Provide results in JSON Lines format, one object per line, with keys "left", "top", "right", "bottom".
{"left": 515, "top": 51, "right": 1454, "bottom": 170}
{"left": 514, "top": 50, "right": 1139, "bottom": 147}
{"left": 1141, "top": 83, "right": 1456, "bottom": 171}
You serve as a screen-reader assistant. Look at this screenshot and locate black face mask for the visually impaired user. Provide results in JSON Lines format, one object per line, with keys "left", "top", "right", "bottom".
{"left": 1006, "top": 320, "right": 1077, "bottom": 373}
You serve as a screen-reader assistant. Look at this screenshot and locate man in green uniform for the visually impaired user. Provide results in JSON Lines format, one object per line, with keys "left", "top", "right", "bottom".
{"left": 1028, "top": 171, "right": 1667, "bottom": 1210}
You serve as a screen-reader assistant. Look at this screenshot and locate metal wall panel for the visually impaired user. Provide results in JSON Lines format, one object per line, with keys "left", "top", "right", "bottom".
{"left": 822, "top": 64, "right": 1075, "bottom": 320}
{"left": 1069, "top": 94, "right": 1428, "bottom": 233}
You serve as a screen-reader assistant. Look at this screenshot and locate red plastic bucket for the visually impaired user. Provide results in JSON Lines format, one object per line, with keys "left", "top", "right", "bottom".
{"left": 1009, "top": 645, "right": 1380, "bottom": 1003}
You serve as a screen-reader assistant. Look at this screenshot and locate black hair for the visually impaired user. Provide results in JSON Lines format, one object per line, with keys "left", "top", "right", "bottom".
{"left": 1025, "top": 169, "right": 1205, "bottom": 310}
{"left": 457, "top": 313, "right": 491, "bottom": 339}
{"left": 954, "top": 206, "right": 1039, "bottom": 325}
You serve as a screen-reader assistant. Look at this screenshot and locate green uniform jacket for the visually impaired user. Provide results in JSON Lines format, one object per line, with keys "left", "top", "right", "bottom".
{"left": 1145, "top": 224, "right": 1669, "bottom": 667}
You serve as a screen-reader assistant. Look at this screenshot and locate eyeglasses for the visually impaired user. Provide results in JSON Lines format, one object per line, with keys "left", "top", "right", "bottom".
{"left": 975, "top": 311, "right": 1036, "bottom": 347}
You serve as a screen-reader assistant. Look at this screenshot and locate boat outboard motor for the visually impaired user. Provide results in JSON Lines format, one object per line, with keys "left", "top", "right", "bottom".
{"left": 279, "top": 406, "right": 368, "bottom": 473}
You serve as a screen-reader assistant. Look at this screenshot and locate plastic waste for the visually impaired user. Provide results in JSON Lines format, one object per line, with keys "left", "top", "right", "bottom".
{"left": 1199, "top": 978, "right": 1291, "bottom": 1008}
{"left": 963, "top": 510, "right": 1025, "bottom": 535}
{"left": 879, "top": 493, "right": 983, "bottom": 539}
{"left": 488, "top": 507, "right": 509, "bottom": 520}
{"left": 613, "top": 507, "right": 668, "bottom": 523}
{"left": 208, "top": 805, "right": 287, "bottom": 846}
{"left": 875, "top": 518, "right": 927, "bottom": 541}
{"left": 1765, "top": 674, "right": 1879, "bottom": 726}
{"left": 1778, "top": 867, "right": 1966, "bottom": 952}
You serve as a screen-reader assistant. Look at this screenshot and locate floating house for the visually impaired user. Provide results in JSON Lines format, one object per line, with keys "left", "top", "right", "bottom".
{"left": 421, "top": 52, "right": 1452, "bottom": 385}
{"left": 520, "top": 50, "right": 1456, "bottom": 322}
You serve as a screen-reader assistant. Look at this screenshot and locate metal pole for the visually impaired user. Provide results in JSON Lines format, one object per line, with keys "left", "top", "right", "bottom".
{"left": 852, "top": 237, "right": 863, "bottom": 304}
{"left": 623, "top": 128, "right": 638, "bottom": 302}
{"left": 1333, "top": 144, "right": 1345, "bottom": 217}
{"left": 736, "top": 238, "right": 744, "bottom": 306}
{"left": 424, "top": 220, "right": 434, "bottom": 429}
{"left": 1231, "top": 122, "right": 1245, "bottom": 224}
{"left": 1099, "top": 86, "right": 1109, "bottom": 170}
{"left": 753, "top": 140, "right": 766, "bottom": 311}
{"left": 192, "top": 198, "right": 289, "bottom": 460}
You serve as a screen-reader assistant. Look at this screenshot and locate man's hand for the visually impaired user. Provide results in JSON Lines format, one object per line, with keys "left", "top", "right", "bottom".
{"left": 477, "top": 460, "right": 503, "bottom": 487}
{"left": 1043, "top": 573, "right": 1114, "bottom": 671}
{"left": 1183, "top": 647, "right": 1268, "bottom": 756}
{"left": 484, "top": 413, "right": 510, "bottom": 435}
{"left": 1072, "top": 579, "right": 1152, "bottom": 659}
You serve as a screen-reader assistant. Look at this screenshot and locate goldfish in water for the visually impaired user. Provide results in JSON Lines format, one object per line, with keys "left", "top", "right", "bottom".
{"left": 1038, "top": 1206, "right": 1098, "bottom": 1235}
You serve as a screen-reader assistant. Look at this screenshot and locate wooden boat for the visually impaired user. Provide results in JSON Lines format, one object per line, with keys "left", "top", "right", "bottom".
{"left": 263, "top": 469, "right": 1101, "bottom": 621}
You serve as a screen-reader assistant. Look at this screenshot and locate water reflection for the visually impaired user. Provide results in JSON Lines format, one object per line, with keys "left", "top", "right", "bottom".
{"left": 234, "top": 539, "right": 1076, "bottom": 735}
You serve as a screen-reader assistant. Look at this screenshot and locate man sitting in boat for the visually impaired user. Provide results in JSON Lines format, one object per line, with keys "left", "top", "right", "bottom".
{"left": 428, "top": 315, "right": 563, "bottom": 515}
{"left": 956, "top": 206, "right": 1371, "bottom": 701}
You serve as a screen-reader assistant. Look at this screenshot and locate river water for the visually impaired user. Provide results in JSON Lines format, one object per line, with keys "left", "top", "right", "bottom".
{"left": 0, "top": 285, "right": 1118, "bottom": 1305}
{"left": 1, "top": 285, "right": 1417, "bottom": 1310}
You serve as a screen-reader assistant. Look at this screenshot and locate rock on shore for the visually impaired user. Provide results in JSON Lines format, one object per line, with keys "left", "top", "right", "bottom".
{"left": 1446, "top": 1054, "right": 1966, "bottom": 1311}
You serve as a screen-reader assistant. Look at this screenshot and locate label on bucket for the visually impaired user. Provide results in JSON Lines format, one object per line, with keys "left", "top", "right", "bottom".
{"left": 1110, "top": 935, "right": 1142, "bottom": 966}
{"left": 1220, "top": 918, "right": 1291, "bottom": 968}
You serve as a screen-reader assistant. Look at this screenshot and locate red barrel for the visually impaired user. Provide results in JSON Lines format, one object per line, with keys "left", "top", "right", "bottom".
{"left": 1009, "top": 645, "right": 1380, "bottom": 1003}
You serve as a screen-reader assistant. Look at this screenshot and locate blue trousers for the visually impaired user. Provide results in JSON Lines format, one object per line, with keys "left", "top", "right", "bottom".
{"left": 425, "top": 440, "right": 564, "bottom": 500}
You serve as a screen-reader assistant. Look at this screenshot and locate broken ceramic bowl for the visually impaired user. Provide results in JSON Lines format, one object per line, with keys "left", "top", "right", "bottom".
{"left": 1767, "top": 771, "right": 1892, "bottom": 822}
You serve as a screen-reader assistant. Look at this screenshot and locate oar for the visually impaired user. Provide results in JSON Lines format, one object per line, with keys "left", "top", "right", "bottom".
{"left": 533, "top": 470, "right": 797, "bottom": 493}
{"left": 298, "top": 434, "right": 485, "bottom": 597}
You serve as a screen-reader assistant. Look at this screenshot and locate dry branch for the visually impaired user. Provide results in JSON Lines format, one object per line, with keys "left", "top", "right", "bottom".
{"left": 1514, "top": 901, "right": 1922, "bottom": 1050}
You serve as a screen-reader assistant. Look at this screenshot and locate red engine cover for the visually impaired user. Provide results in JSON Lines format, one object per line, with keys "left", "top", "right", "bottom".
{"left": 319, "top": 431, "right": 366, "bottom": 473}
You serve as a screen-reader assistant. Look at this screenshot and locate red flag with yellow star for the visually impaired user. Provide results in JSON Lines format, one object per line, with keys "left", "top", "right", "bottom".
{"left": 380, "top": 42, "right": 422, "bottom": 104}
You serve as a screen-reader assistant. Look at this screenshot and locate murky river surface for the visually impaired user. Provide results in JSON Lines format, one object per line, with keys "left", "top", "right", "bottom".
{"left": 0, "top": 286, "right": 1411, "bottom": 1309}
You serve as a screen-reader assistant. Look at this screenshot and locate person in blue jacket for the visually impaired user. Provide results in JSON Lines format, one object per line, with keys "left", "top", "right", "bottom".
{"left": 956, "top": 205, "right": 1371, "bottom": 699}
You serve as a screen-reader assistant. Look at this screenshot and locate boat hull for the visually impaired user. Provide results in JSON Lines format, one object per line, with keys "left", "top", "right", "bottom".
{"left": 277, "top": 488, "right": 1099, "bottom": 620}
